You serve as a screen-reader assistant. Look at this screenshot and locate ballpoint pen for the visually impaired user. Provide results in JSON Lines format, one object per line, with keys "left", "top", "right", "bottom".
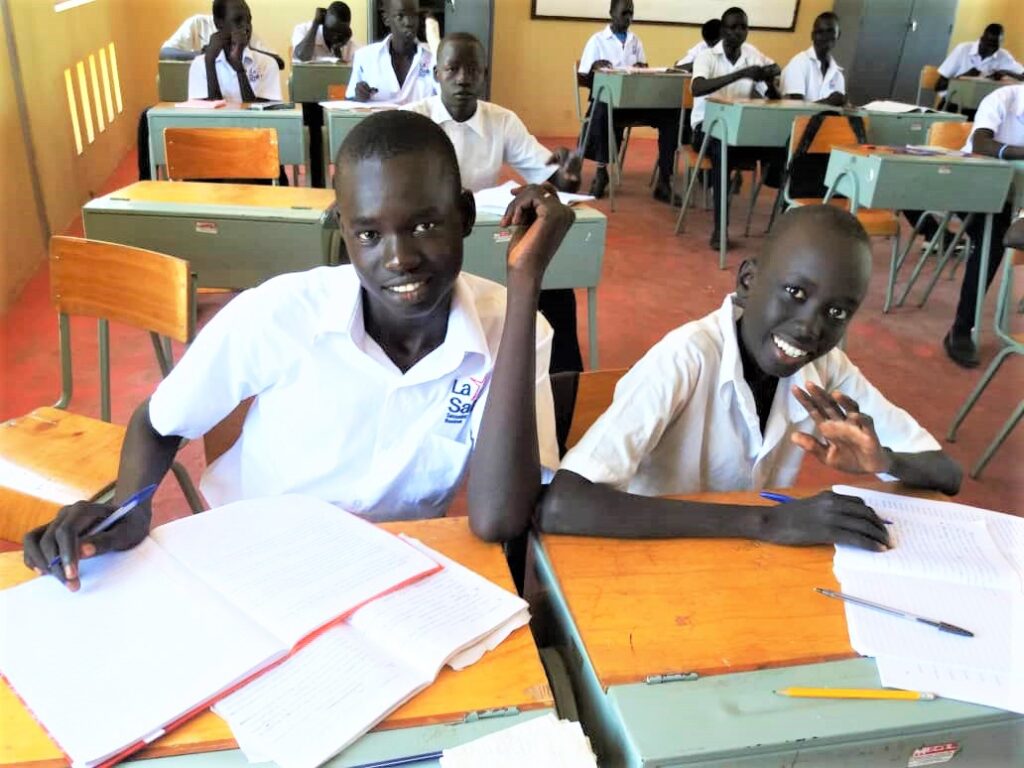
{"left": 48, "top": 484, "right": 159, "bottom": 570}
{"left": 760, "top": 491, "right": 893, "bottom": 524}
{"left": 815, "top": 587, "right": 974, "bottom": 637}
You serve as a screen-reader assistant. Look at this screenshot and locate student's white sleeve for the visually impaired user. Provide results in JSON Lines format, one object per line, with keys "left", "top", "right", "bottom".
{"left": 256, "top": 57, "right": 283, "bottom": 100}
{"left": 937, "top": 45, "right": 963, "bottom": 78}
{"left": 186, "top": 57, "right": 208, "bottom": 99}
{"left": 833, "top": 68, "right": 847, "bottom": 96}
{"left": 162, "top": 16, "right": 200, "bottom": 51}
{"left": 346, "top": 48, "right": 366, "bottom": 97}
{"left": 971, "top": 89, "right": 1008, "bottom": 141}
{"left": 290, "top": 22, "right": 311, "bottom": 57}
{"left": 559, "top": 340, "right": 699, "bottom": 490}
{"left": 692, "top": 49, "right": 714, "bottom": 80}
{"left": 1003, "top": 53, "right": 1024, "bottom": 75}
{"left": 502, "top": 112, "right": 557, "bottom": 185}
{"left": 780, "top": 55, "right": 806, "bottom": 97}
{"left": 636, "top": 38, "right": 648, "bottom": 65}
{"left": 578, "top": 35, "right": 599, "bottom": 74}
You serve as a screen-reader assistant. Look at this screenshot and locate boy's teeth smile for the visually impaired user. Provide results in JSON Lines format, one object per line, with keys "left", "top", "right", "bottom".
{"left": 386, "top": 281, "right": 424, "bottom": 294}
{"left": 773, "top": 334, "right": 809, "bottom": 359}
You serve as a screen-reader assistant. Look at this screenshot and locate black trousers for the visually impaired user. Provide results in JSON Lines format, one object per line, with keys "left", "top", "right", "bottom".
{"left": 583, "top": 101, "right": 680, "bottom": 182}
{"left": 138, "top": 108, "right": 152, "bottom": 180}
{"left": 302, "top": 102, "right": 327, "bottom": 188}
{"left": 538, "top": 289, "right": 583, "bottom": 374}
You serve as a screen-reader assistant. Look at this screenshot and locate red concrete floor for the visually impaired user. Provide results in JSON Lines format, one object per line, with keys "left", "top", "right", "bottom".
{"left": 1, "top": 139, "right": 1020, "bottom": 529}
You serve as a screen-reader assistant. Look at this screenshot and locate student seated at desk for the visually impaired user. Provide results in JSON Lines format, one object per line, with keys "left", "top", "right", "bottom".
{"left": 577, "top": 0, "right": 681, "bottom": 203}
{"left": 186, "top": 0, "right": 281, "bottom": 102}
{"left": 405, "top": 33, "right": 584, "bottom": 374}
{"left": 781, "top": 12, "right": 845, "bottom": 107}
{"left": 674, "top": 18, "right": 720, "bottom": 72}
{"left": 539, "top": 205, "right": 962, "bottom": 549}
{"left": 23, "top": 111, "right": 568, "bottom": 589}
{"left": 937, "top": 23, "right": 1023, "bottom": 116}
{"left": 159, "top": 2, "right": 281, "bottom": 68}
{"left": 691, "top": 6, "right": 781, "bottom": 248}
{"left": 348, "top": 0, "right": 436, "bottom": 104}
{"left": 292, "top": 2, "right": 360, "bottom": 63}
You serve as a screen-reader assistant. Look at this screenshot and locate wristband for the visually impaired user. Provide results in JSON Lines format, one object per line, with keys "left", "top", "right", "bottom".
{"left": 998, "top": 143, "right": 1008, "bottom": 160}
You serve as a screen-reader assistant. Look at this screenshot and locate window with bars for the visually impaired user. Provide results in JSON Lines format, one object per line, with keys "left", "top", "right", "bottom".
{"left": 63, "top": 42, "right": 123, "bottom": 155}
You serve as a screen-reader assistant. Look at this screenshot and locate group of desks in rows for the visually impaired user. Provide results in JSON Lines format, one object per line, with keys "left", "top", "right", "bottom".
{"left": 3, "top": 486, "right": 1022, "bottom": 767}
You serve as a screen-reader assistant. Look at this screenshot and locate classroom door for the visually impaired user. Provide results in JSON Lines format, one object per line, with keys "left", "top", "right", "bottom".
{"left": 890, "top": 0, "right": 957, "bottom": 103}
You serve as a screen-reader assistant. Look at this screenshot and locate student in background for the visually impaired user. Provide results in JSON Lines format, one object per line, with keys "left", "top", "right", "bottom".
{"left": 691, "top": 6, "right": 780, "bottom": 248}
{"left": 577, "top": 0, "right": 681, "bottom": 203}
{"left": 23, "top": 111, "right": 569, "bottom": 589}
{"left": 781, "top": 12, "right": 845, "bottom": 106}
{"left": 159, "top": 3, "right": 281, "bottom": 67}
{"left": 405, "top": 33, "right": 584, "bottom": 373}
{"left": 674, "top": 18, "right": 720, "bottom": 71}
{"left": 937, "top": 23, "right": 1024, "bottom": 117}
{"left": 348, "top": 0, "right": 436, "bottom": 104}
{"left": 539, "top": 205, "right": 961, "bottom": 547}
{"left": 292, "top": 2, "right": 360, "bottom": 63}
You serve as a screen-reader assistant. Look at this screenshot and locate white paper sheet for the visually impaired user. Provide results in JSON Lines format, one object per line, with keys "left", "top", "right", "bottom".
{"left": 861, "top": 100, "right": 928, "bottom": 113}
{"left": 473, "top": 180, "right": 595, "bottom": 215}
{"left": 318, "top": 99, "right": 400, "bottom": 110}
{"left": 440, "top": 714, "right": 597, "bottom": 767}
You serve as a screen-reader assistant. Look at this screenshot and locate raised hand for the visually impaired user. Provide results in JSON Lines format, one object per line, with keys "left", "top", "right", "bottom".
{"left": 791, "top": 382, "right": 891, "bottom": 475}
{"left": 547, "top": 147, "right": 582, "bottom": 193}
{"left": 500, "top": 184, "right": 574, "bottom": 291}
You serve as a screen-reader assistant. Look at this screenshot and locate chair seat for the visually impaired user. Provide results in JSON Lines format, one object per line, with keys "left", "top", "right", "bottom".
{"left": 791, "top": 198, "right": 900, "bottom": 237}
{"left": 0, "top": 407, "right": 125, "bottom": 540}
{"left": 683, "top": 146, "right": 712, "bottom": 171}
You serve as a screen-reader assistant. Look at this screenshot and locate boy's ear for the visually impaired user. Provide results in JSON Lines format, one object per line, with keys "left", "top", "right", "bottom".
{"left": 459, "top": 189, "right": 476, "bottom": 238}
{"left": 735, "top": 258, "right": 757, "bottom": 307}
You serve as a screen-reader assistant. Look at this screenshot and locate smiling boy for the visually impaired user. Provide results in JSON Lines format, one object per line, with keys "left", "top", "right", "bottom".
{"left": 538, "top": 205, "right": 961, "bottom": 549}
{"left": 24, "top": 111, "right": 571, "bottom": 590}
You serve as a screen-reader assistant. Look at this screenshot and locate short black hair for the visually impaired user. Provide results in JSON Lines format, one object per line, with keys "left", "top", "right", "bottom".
{"left": 984, "top": 23, "right": 1004, "bottom": 36}
{"left": 326, "top": 2, "right": 351, "bottom": 22}
{"left": 721, "top": 6, "right": 747, "bottom": 23}
{"left": 701, "top": 18, "right": 721, "bottom": 45}
{"left": 762, "top": 205, "right": 870, "bottom": 266}
{"left": 211, "top": 0, "right": 246, "bottom": 21}
{"left": 335, "top": 111, "right": 462, "bottom": 198}
{"left": 437, "top": 32, "right": 486, "bottom": 62}
{"left": 609, "top": 0, "right": 631, "bottom": 13}
{"left": 815, "top": 11, "right": 839, "bottom": 26}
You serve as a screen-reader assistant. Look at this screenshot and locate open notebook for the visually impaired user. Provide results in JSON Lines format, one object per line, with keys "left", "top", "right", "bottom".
{"left": 0, "top": 496, "right": 439, "bottom": 768}
{"left": 214, "top": 537, "right": 530, "bottom": 768}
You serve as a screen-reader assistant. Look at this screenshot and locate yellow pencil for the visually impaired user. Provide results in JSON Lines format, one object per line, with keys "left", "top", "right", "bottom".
{"left": 775, "top": 687, "right": 937, "bottom": 701}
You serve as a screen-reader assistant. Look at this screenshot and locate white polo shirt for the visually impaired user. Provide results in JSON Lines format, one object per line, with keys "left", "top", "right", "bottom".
{"left": 161, "top": 14, "right": 271, "bottom": 54}
{"left": 675, "top": 40, "right": 709, "bottom": 68}
{"left": 402, "top": 96, "right": 554, "bottom": 193}
{"left": 345, "top": 35, "right": 436, "bottom": 104}
{"left": 963, "top": 84, "right": 1024, "bottom": 152}
{"left": 559, "top": 295, "right": 939, "bottom": 497}
{"left": 149, "top": 266, "right": 558, "bottom": 520}
{"left": 691, "top": 42, "right": 774, "bottom": 128}
{"left": 938, "top": 41, "right": 1023, "bottom": 97}
{"left": 781, "top": 46, "right": 845, "bottom": 101}
{"left": 187, "top": 47, "right": 281, "bottom": 101}
{"left": 578, "top": 25, "right": 646, "bottom": 73}
{"left": 290, "top": 22, "right": 360, "bottom": 63}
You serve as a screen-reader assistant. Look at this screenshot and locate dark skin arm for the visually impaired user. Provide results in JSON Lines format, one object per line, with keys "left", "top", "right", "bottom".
{"left": 226, "top": 29, "right": 257, "bottom": 102}
{"left": 785, "top": 91, "right": 845, "bottom": 106}
{"left": 545, "top": 147, "right": 582, "bottom": 193}
{"left": 970, "top": 128, "right": 1024, "bottom": 160}
{"left": 1004, "top": 217, "right": 1024, "bottom": 249}
{"left": 293, "top": 8, "right": 326, "bottom": 62}
{"left": 991, "top": 70, "right": 1024, "bottom": 81}
{"left": 22, "top": 399, "right": 183, "bottom": 591}
{"left": 936, "top": 67, "right": 983, "bottom": 93}
{"left": 692, "top": 63, "right": 780, "bottom": 98}
{"left": 577, "top": 58, "right": 612, "bottom": 90}
{"left": 467, "top": 185, "right": 574, "bottom": 542}
{"left": 204, "top": 32, "right": 226, "bottom": 99}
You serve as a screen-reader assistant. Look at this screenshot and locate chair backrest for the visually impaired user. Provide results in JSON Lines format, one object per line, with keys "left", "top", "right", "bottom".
{"left": 919, "top": 65, "right": 941, "bottom": 92}
{"left": 573, "top": 60, "right": 585, "bottom": 124}
{"left": 927, "top": 120, "right": 973, "bottom": 151}
{"left": 204, "top": 397, "right": 254, "bottom": 465}
{"left": 562, "top": 369, "right": 629, "bottom": 452}
{"left": 788, "top": 114, "right": 863, "bottom": 156}
{"left": 683, "top": 76, "right": 695, "bottom": 110}
{"left": 327, "top": 83, "right": 347, "bottom": 100}
{"left": 164, "top": 127, "right": 279, "bottom": 181}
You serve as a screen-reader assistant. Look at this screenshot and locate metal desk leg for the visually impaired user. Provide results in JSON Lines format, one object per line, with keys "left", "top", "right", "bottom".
{"left": 895, "top": 212, "right": 955, "bottom": 308}
{"left": 587, "top": 286, "right": 599, "bottom": 370}
{"left": 148, "top": 119, "right": 159, "bottom": 180}
{"left": 972, "top": 212, "right": 994, "bottom": 348}
{"left": 607, "top": 97, "right": 618, "bottom": 213}
{"left": 675, "top": 129, "right": 712, "bottom": 234}
{"left": 719, "top": 131, "right": 728, "bottom": 270}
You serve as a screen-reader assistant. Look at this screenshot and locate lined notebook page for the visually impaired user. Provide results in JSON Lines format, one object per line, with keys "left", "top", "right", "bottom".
{"left": 440, "top": 714, "right": 597, "bottom": 767}
{"left": 152, "top": 496, "right": 440, "bottom": 647}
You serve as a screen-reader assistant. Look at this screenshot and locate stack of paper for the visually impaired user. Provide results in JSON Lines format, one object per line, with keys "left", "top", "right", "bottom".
{"left": 832, "top": 486, "right": 1024, "bottom": 713}
{"left": 318, "top": 99, "right": 400, "bottom": 111}
{"left": 174, "top": 99, "right": 227, "bottom": 109}
{"left": 440, "top": 714, "right": 597, "bottom": 767}
{"left": 474, "top": 180, "right": 594, "bottom": 216}
{"left": 860, "top": 100, "right": 930, "bottom": 113}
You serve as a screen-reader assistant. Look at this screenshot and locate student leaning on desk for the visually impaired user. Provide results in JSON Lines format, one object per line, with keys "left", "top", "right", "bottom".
{"left": 292, "top": 2, "right": 361, "bottom": 63}
{"left": 780, "top": 11, "right": 845, "bottom": 107}
{"left": 23, "top": 111, "right": 572, "bottom": 590}
{"left": 539, "top": 205, "right": 962, "bottom": 548}
{"left": 936, "top": 23, "right": 1024, "bottom": 115}
{"left": 158, "top": 0, "right": 282, "bottom": 69}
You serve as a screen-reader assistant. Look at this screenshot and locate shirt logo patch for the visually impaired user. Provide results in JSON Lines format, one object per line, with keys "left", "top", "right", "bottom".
{"left": 445, "top": 376, "right": 486, "bottom": 425}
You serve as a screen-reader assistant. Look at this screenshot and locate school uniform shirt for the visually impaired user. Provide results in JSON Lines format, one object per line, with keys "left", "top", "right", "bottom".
{"left": 290, "top": 21, "right": 360, "bottom": 63}
{"left": 963, "top": 84, "right": 1024, "bottom": 151}
{"left": 577, "top": 25, "right": 646, "bottom": 73}
{"left": 675, "top": 40, "right": 709, "bottom": 68}
{"left": 781, "top": 46, "right": 845, "bottom": 101}
{"left": 690, "top": 42, "right": 774, "bottom": 128}
{"left": 149, "top": 266, "right": 558, "bottom": 520}
{"left": 161, "top": 14, "right": 271, "bottom": 54}
{"left": 187, "top": 47, "right": 281, "bottom": 101}
{"left": 938, "top": 41, "right": 1023, "bottom": 96}
{"left": 402, "top": 95, "right": 554, "bottom": 192}
{"left": 345, "top": 35, "right": 436, "bottom": 104}
{"left": 559, "top": 294, "right": 939, "bottom": 497}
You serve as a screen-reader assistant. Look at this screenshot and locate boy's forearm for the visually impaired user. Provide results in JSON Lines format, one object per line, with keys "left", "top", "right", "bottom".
{"left": 691, "top": 72, "right": 747, "bottom": 97}
{"left": 883, "top": 450, "right": 962, "bottom": 496}
{"left": 112, "top": 399, "right": 184, "bottom": 508}
{"left": 205, "top": 60, "right": 222, "bottom": 99}
{"left": 293, "top": 25, "right": 319, "bottom": 61}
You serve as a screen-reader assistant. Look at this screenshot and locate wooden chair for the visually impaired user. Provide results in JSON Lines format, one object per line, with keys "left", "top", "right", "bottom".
{"left": 916, "top": 64, "right": 941, "bottom": 107}
{"left": 783, "top": 115, "right": 903, "bottom": 312}
{"left": 0, "top": 237, "right": 199, "bottom": 542}
{"left": 550, "top": 369, "right": 629, "bottom": 456}
{"left": 947, "top": 247, "right": 1023, "bottom": 477}
{"left": 164, "top": 127, "right": 280, "bottom": 183}
{"left": 895, "top": 121, "right": 976, "bottom": 309}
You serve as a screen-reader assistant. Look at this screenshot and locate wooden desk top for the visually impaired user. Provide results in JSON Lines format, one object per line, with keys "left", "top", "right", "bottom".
{"left": 0, "top": 517, "right": 551, "bottom": 767}
{"left": 539, "top": 484, "right": 934, "bottom": 689}
{"left": 93, "top": 181, "right": 336, "bottom": 211}
{"left": 152, "top": 102, "right": 301, "bottom": 116}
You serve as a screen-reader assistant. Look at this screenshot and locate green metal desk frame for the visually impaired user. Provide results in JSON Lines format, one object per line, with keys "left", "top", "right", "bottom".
{"left": 860, "top": 110, "right": 966, "bottom": 147}
{"left": 945, "top": 77, "right": 1011, "bottom": 113}
{"left": 526, "top": 535, "right": 1024, "bottom": 767}
{"left": 288, "top": 62, "right": 353, "bottom": 103}
{"left": 823, "top": 148, "right": 1014, "bottom": 347}
{"left": 325, "top": 107, "right": 371, "bottom": 172}
{"left": 147, "top": 106, "right": 309, "bottom": 185}
{"left": 157, "top": 61, "right": 191, "bottom": 103}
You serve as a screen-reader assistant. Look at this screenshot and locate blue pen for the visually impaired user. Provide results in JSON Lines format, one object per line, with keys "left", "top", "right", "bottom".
{"left": 48, "top": 484, "right": 159, "bottom": 570}
{"left": 350, "top": 751, "right": 443, "bottom": 768}
{"left": 759, "top": 490, "right": 893, "bottom": 524}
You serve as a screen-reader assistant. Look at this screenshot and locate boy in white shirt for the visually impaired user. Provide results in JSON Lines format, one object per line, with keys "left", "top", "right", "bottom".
{"left": 539, "top": 205, "right": 961, "bottom": 548}
{"left": 159, "top": 4, "right": 279, "bottom": 67}
{"left": 292, "top": 3, "right": 360, "bottom": 63}
{"left": 937, "top": 23, "right": 1024, "bottom": 116}
{"left": 24, "top": 111, "right": 570, "bottom": 590}
{"left": 674, "top": 18, "right": 720, "bottom": 71}
{"left": 347, "top": 0, "right": 436, "bottom": 104}
{"left": 781, "top": 12, "right": 845, "bottom": 106}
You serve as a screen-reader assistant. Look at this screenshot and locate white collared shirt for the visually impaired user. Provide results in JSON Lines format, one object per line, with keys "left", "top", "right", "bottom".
{"left": 675, "top": 40, "right": 709, "bottom": 67}
{"left": 187, "top": 47, "right": 282, "bottom": 101}
{"left": 781, "top": 46, "right": 845, "bottom": 101}
{"left": 402, "top": 96, "right": 555, "bottom": 192}
{"left": 963, "top": 84, "right": 1024, "bottom": 152}
{"left": 578, "top": 25, "right": 646, "bottom": 73}
{"left": 345, "top": 35, "right": 436, "bottom": 104}
{"left": 162, "top": 14, "right": 271, "bottom": 54}
{"left": 938, "top": 41, "right": 1023, "bottom": 97}
{"left": 691, "top": 42, "right": 774, "bottom": 127}
{"left": 290, "top": 22, "right": 360, "bottom": 63}
{"left": 559, "top": 295, "right": 939, "bottom": 497}
{"left": 150, "top": 266, "right": 558, "bottom": 520}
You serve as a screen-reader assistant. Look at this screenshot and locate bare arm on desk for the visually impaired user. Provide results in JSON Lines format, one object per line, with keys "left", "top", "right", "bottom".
{"left": 691, "top": 64, "right": 778, "bottom": 97}
{"left": 22, "top": 399, "right": 183, "bottom": 591}
{"left": 971, "top": 129, "right": 1024, "bottom": 160}
{"left": 293, "top": 8, "right": 325, "bottom": 62}
{"left": 204, "top": 33, "right": 225, "bottom": 100}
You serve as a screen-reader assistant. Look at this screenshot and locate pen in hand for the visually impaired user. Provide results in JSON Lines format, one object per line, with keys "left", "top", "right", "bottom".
{"left": 759, "top": 491, "right": 893, "bottom": 524}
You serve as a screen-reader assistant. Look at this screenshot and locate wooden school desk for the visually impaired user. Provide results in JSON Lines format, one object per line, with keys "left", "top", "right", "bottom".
{"left": 83, "top": 182, "right": 339, "bottom": 289}
{"left": 823, "top": 145, "right": 1014, "bottom": 346}
{"left": 678, "top": 98, "right": 832, "bottom": 269}
{"left": 526, "top": 486, "right": 1024, "bottom": 767}
{"left": 860, "top": 109, "right": 966, "bottom": 147}
{"left": 147, "top": 103, "right": 307, "bottom": 184}
{"left": 157, "top": 61, "right": 191, "bottom": 102}
{"left": 945, "top": 76, "right": 1012, "bottom": 113}
{"left": 0, "top": 517, "right": 555, "bottom": 768}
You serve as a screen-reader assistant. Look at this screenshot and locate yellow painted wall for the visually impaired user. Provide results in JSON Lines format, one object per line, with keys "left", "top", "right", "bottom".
{"left": 948, "top": 0, "right": 1013, "bottom": 53}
